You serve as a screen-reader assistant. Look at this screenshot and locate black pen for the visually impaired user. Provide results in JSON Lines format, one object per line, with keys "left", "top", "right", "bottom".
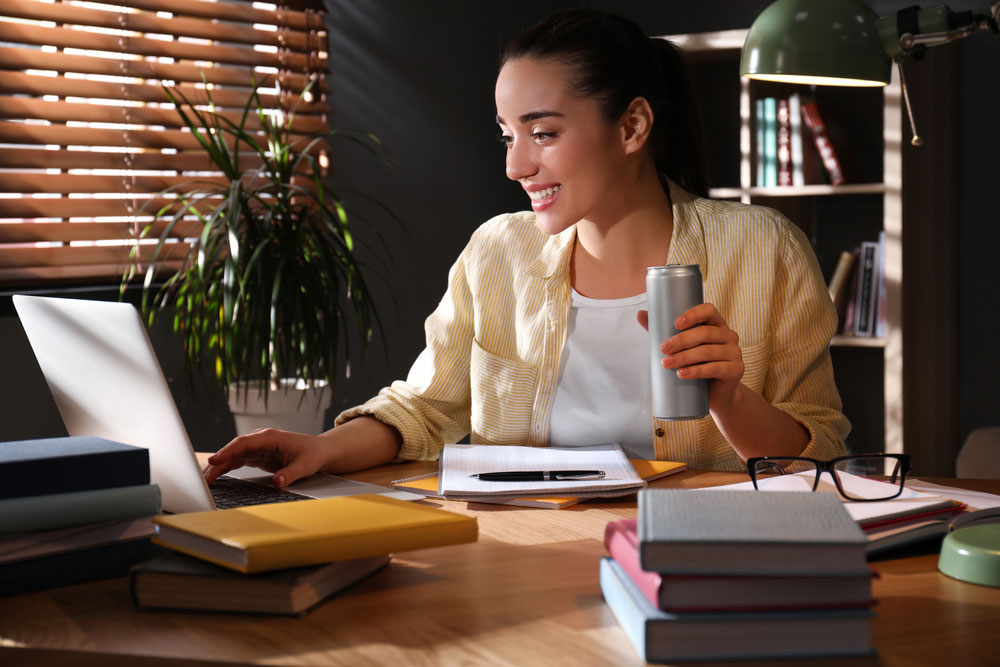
{"left": 469, "top": 470, "right": 606, "bottom": 482}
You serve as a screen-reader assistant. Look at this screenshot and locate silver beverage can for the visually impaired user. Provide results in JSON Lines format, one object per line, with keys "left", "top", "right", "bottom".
{"left": 646, "top": 264, "right": 709, "bottom": 420}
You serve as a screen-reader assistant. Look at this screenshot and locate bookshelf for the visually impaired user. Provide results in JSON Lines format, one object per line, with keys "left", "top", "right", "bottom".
{"left": 663, "top": 29, "right": 905, "bottom": 465}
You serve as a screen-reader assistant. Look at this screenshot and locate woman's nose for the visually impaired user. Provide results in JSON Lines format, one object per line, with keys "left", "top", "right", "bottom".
{"left": 505, "top": 139, "right": 537, "bottom": 181}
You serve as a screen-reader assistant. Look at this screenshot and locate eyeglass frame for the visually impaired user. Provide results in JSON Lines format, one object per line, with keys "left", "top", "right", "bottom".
{"left": 745, "top": 453, "right": 912, "bottom": 502}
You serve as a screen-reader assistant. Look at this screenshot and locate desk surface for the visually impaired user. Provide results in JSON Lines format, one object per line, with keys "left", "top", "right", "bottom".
{"left": 2, "top": 464, "right": 999, "bottom": 666}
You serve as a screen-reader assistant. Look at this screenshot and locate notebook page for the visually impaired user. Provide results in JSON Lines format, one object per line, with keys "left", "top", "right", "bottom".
{"left": 438, "top": 443, "right": 643, "bottom": 496}
{"left": 709, "top": 471, "right": 953, "bottom": 524}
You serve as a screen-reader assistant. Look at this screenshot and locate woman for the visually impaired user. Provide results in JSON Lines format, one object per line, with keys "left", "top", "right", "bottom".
{"left": 204, "top": 10, "right": 849, "bottom": 488}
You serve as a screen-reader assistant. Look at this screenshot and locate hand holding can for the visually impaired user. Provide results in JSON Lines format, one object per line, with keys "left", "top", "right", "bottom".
{"left": 646, "top": 265, "right": 709, "bottom": 420}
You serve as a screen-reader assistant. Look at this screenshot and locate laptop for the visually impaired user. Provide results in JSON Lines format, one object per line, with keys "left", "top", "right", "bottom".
{"left": 12, "top": 294, "right": 417, "bottom": 513}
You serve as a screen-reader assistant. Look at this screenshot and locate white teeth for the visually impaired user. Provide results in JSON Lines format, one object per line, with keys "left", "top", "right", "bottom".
{"left": 528, "top": 185, "right": 562, "bottom": 200}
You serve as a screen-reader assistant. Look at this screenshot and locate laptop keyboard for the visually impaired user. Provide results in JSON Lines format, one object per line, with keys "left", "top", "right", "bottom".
{"left": 211, "top": 475, "right": 311, "bottom": 509}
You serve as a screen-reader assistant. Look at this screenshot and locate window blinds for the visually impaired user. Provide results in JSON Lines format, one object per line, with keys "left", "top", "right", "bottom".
{"left": 0, "top": 0, "right": 328, "bottom": 286}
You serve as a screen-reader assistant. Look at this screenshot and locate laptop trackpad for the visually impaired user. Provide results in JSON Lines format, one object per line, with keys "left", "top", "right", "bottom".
{"left": 224, "top": 466, "right": 422, "bottom": 502}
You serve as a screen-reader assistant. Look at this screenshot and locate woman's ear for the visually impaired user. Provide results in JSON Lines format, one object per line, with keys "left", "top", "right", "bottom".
{"left": 620, "top": 97, "right": 654, "bottom": 155}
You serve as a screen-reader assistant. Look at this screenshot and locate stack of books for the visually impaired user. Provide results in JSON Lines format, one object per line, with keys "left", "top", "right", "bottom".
{"left": 133, "top": 492, "right": 479, "bottom": 614}
{"left": 0, "top": 436, "right": 162, "bottom": 595}
{"left": 755, "top": 93, "right": 846, "bottom": 188}
{"left": 828, "top": 232, "right": 887, "bottom": 339}
{"left": 601, "top": 489, "right": 874, "bottom": 663}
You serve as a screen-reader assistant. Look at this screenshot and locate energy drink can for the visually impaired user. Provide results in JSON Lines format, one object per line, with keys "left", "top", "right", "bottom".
{"left": 646, "top": 264, "right": 709, "bottom": 420}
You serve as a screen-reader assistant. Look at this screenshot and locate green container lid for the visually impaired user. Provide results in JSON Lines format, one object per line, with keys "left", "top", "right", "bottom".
{"left": 938, "top": 524, "right": 1000, "bottom": 588}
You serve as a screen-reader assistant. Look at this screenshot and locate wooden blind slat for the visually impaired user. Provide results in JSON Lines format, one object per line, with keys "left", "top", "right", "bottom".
{"left": 0, "top": 260, "right": 184, "bottom": 284}
{"left": 3, "top": 0, "right": 324, "bottom": 51}
{"left": 0, "top": 23, "right": 320, "bottom": 71}
{"left": 0, "top": 198, "right": 218, "bottom": 219}
{"left": 97, "top": 0, "right": 320, "bottom": 32}
{"left": 0, "top": 97, "right": 330, "bottom": 134}
{"left": 0, "top": 147, "right": 252, "bottom": 172}
{"left": 0, "top": 73, "right": 330, "bottom": 112}
{"left": 0, "top": 220, "right": 203, "bottom": 242}
{"left": 0, "top": 242, "right": 190, "bottom": 268}
{"left": 0, "top": 46, "right": 327, "bottom": 94}
{"left": 0, "top": 123, "right": 320, "bottom": 153}
{"left": 0, "top": 173, "right": 313, "bottom": 194}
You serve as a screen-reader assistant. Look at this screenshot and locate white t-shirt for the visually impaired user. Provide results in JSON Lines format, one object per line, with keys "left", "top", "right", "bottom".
{"left": 548, "top": 289, "right": 654, "bottom": 459}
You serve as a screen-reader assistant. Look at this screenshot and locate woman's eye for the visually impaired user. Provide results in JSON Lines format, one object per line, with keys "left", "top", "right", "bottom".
{"left": 532, "top": 132, "right": 554, "bottom": 142}
{"left": 497, "top": 134, "right": 513, "bottom": 147}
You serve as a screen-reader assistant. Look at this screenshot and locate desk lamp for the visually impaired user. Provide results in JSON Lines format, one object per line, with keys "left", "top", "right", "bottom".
{"left": 740, "top": 0, "right": 1000, "bottom": 144}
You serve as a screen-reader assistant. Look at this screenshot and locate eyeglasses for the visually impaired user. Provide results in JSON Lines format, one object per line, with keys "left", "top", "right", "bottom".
{"left": 746, "top": 454, "right": 911, "bottom": 502}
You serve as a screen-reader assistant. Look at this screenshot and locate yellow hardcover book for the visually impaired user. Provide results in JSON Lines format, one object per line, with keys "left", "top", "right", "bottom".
{"left": 390, "top": 459, "right": 687, "bottom": 509}
{"left": 152, "top": 495, "right": 478, "bottom": 574}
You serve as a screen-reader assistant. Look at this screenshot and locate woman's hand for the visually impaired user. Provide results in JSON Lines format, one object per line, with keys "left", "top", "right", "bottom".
{"left": 203, "top": 416, "right": 403, "bottom": 488}
{"left": 637, "top": 302, "right": 745, "bottom": 410}
{"left": 203, "top": 428, "right": 332, "bottom": 488}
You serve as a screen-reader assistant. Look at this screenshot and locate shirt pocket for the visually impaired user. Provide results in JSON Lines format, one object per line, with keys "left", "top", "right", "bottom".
{"left": 740, "top": 336, "right": 771, "bottom": 393}
{"left": 470, "top": 339, "right": 537, "bottom": 445}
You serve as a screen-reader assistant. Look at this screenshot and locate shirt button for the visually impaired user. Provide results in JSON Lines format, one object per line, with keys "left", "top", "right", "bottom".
{"left": 655, "top": 428, "right": 665, "bottom": 438}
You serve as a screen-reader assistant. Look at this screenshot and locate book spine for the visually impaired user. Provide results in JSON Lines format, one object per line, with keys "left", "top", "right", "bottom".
{"left": 755, "top": 98, "right": 765, "bottom": 187}
{"left": 762, "top": 97, "right": 778, "bottom": 187}
{"left": 599, "top": 557, "right": 653, "bottom": 662}
{"left": 0, "top": 484, "right": 162, "bottom": 534}
{"left": 1, "top": 538, "right": 157, "bottom": 596}
{"left": 854, "top": 241, "right": 879, "bottom": 336}
{"left": 777, "top": 97, "right": 792, "bottom": 186}
{"left": 0, "top": 437, "right": 149, "bottom": 500}
{"left": 875, "top": 230, "right": 887, "bottom": 337}
{"left": 788, "top": 93, "right": 804, "bottom": 186}
{"left": 604, "top": 519, "right": 663, "bottom": 608}
{"left": 841, "top": 247, "right": 861, "bottom": 335}
{"left": 800, "top": 101, "right": 845, "bottom": 186}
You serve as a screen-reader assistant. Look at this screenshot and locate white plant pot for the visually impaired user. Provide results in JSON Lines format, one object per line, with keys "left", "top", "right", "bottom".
{"left": 228, "top": 379, "right": 332, "bottom": 436}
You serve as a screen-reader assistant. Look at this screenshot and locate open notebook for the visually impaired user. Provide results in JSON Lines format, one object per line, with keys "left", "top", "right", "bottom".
{"left": 392, "top": 444, "right": 686, "bottom": 509}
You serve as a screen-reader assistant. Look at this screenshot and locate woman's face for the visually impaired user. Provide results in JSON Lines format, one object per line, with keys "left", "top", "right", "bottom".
{"left": 495, "top": 57, "right": 630, "bottom": 235}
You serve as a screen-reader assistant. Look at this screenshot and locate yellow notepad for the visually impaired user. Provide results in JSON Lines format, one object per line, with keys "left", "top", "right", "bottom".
{"left": 391, "top": 459, "right": 687, "bottom": 509}
{"left": 152, "top": 495, "right": 478, "bottom": 573}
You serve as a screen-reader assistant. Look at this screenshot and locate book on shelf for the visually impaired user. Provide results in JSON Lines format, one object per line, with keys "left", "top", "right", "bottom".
{"left": 755, "top": 98, "right": 766, "bottom": 187}
{"left": 853, "top": 240, "right": 882, "bottom": 337}
{"left": 599, "top": 557, "right": 873, "bottom": 663}
{"left": 827, "top": 247, "right": 858, "bottom": 324}
{"left": 875, "top": 230, "right": 888, "bottom": 337}
{"left": 788, "top": 92, "right": 808, "bottom": 186}
{"left": 0, "top": 436, "right": 149, "bottom": 499}
{"left": 436, "top": 443, "right": 645, "bottom": 498}
{"left": 776, "top": 97, "right": 792, "bottom": 186}
{"left": 636, "top": 489, "right": 868, "bottom": 576}
{"left": 841, "top": 246, "right": 861, "bottom": 335}
{"left": 762, "top": 96, "right": 778, "bottom": 187}
{"left": 152, "top": 494, "right": 478, "bottom": 574}
{"left": 130, "top": 550, "right": 390, "bottom": 615}
{"left": 391, "top": 458, "right": 687, "bottom": 509}
{"left": 0, "top": 483, "right": 162, "bottom": 535}
{"left": 604, "top": 518, "right": 874, "bottom": 612}
{"left": 800, "top": 100, "right": 846, "bottom": 186}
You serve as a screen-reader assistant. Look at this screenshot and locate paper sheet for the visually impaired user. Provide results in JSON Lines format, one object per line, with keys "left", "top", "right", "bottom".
{"left": 438, "top": 443, "right": 643, "bottom": 496}
{"left": 708, "top": 471, "right": 954, "bottom": 524}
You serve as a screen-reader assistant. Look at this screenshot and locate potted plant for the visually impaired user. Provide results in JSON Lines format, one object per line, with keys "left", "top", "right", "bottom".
{"left": 123, "top": 78, "right": 388, "bottom": 435}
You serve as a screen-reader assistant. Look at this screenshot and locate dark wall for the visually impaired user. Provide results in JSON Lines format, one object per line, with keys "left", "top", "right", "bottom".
{"left": 2, "top": 1, "right": 997, "bottom": 467}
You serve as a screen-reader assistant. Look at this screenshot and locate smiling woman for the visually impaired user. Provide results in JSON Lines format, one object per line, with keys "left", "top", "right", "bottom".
{"left": 203, "top": 8, "right": 850, "bottom": 488}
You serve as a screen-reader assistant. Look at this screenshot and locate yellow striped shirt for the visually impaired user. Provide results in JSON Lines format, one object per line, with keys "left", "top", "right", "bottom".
{"left": 335, "top": 181, "right": 850, "bottom": 471}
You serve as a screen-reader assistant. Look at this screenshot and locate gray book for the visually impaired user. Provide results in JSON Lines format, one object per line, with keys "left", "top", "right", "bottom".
{"left": 637, "top": 489, "right": 868, "bottom": 576}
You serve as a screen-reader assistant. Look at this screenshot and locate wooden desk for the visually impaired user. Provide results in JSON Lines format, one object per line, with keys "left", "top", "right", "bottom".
{"left": 2, "top": 466, "right": 998, "bottom": 666}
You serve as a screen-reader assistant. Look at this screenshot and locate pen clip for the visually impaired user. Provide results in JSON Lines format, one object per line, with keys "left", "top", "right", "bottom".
{"left": 552, "top": 472, "right": 605, "bottom": 481}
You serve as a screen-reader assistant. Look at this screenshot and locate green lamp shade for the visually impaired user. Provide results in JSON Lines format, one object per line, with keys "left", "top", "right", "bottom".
{"left": 741, "top": 0, "right": 892, "bottom": 87}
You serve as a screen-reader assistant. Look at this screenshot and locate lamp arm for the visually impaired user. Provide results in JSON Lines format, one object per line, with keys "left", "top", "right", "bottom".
{"left": 889, "top": 3, "right": 999, "bottom": 58}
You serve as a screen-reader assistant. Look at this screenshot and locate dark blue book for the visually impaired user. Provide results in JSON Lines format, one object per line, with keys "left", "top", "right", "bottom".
{"left": 0, "top": 436, "right": 149, "bottom": 499}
